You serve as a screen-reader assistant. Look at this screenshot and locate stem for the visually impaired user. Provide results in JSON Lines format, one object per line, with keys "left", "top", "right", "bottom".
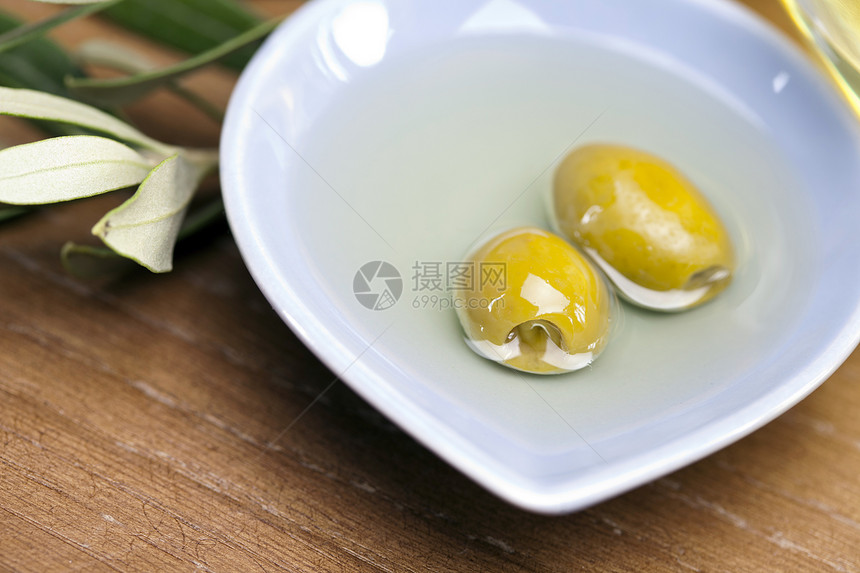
{"left": 74, "top": 40, "right": 226, "bottom": 122}
{"left": 169, "top": 83, "right": 225, "bottom": 123}
{"left": 66, "top": 17, "right": 282, "bottom": 105}
{"left": 182, "top": 148, "right": 220, "bottom": 177}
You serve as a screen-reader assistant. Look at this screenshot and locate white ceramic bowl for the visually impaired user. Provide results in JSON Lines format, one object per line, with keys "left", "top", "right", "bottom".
{"left": 221, "top": 0, "right": 860, "bottom": 513}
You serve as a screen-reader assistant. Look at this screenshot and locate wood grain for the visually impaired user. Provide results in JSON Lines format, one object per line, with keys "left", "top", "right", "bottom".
{"left": 1, "top": 1, "right": 858, "bottom": 571}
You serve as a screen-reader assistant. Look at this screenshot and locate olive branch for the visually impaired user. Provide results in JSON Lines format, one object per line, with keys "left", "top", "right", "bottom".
{"left": 0, "top": 0, "right": 281, "bottom": 276}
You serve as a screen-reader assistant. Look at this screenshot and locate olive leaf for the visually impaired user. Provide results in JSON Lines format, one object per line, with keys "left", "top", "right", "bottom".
{"left": 102, "top": 0, "right": 262, "bottom": 72}
{"left": 75, "top": 39, "right": 155, "bottom": 73}
{"left": 66, "top": 17, "right": 280, "bottom": 105}
{"left": 62, "top": 195, "right": 225, "bottom": 278}
{"left": 0, "top": 86, "right": 175, "bottom": 153}
{"left": 0, "top": 10, "right": 97, "bottom": 135}
{"left": 0, "top": 1, "right": 121, "bottom": 55}
{"left": 0, "top": 11, "right": 83, "bottom": 96}
{"left": 92, "top": 152, "right": 216, "bottom": 272}
{"left": 0, "top": 135, "right": 153, "bottom": 205}
{"left": 75, "top": 40, "right": 224, "bottom": 121}
{"left": 0, "top": 204, "right": 31, "bottom": 222}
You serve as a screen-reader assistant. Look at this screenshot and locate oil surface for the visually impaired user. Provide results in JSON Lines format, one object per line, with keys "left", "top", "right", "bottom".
{"left": 287, "top": 34, "right": 817, "bottom": 451}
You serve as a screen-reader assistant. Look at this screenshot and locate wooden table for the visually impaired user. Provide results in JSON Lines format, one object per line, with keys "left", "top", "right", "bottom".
{"left": 1, "top": 1, "right": 857, "bottom": 571}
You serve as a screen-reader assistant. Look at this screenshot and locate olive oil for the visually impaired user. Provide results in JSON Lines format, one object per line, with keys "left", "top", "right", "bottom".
{"left": 292, "top": 34, "right": 817, "bottom": 441}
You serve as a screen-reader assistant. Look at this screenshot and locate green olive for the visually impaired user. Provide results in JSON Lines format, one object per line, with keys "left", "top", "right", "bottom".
{"left": 454, "top": 227, "right": 613, "bottom": 374}
{"left": 552, "top": 144, "right": 735, "bottom": 311}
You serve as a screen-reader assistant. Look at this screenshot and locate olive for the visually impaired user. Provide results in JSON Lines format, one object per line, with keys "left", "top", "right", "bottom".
{"left": 453, "top": 227, "right": 613, "bottom": 374}
{"left": 552, "top": 144, "right": 735, "bottom": 311}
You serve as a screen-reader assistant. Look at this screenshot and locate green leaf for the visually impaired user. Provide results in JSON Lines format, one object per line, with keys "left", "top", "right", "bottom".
{"left": 75, "top": 40, "right": 225, "bottom": 121}
{"left": 92, "top": 153, "right": 214, "bottom": 272}
{"left": 66, "top": 17, "right": 281, "bottom": 105}
{"left": 102, "top": 0, "right": 262, "bottom": 71}
{"left": 0, "top": 204, "right": 32, "bottom": 223}
{"left": 0, "top": 10, "right": 82, "bottom": 96}
{"left": 0, "top": 86, "right": 175, "bottom": 153}
{"left": 0, "top": 1, "right": 121, "bottom": 56}
{"left": 0, "top": 10, "right": 95, "bottom": 134}
{"left": 0, "top": 135, "right": 153, "bottom": 205}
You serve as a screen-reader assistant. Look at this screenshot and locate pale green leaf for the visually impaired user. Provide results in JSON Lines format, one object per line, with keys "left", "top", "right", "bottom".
{"left": 66, "top": 17, "right": 280, "bottom": 105}
{"left": 92, "top": 153, "right": 213, "bottom": 272}
{"left": 0, "top": 86, "right": 175, "bottom": 153}
{"left": 75, "top": 40, "right": 156, "bottom": 74}
{"left": 0, "top": 1, "right": 121, "bottom": 55}
{"left": 0, "top": 135, "right": 153, "bottom": 205}
{"left": 62, "top": 195, "right": 224, "bottom": 277}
